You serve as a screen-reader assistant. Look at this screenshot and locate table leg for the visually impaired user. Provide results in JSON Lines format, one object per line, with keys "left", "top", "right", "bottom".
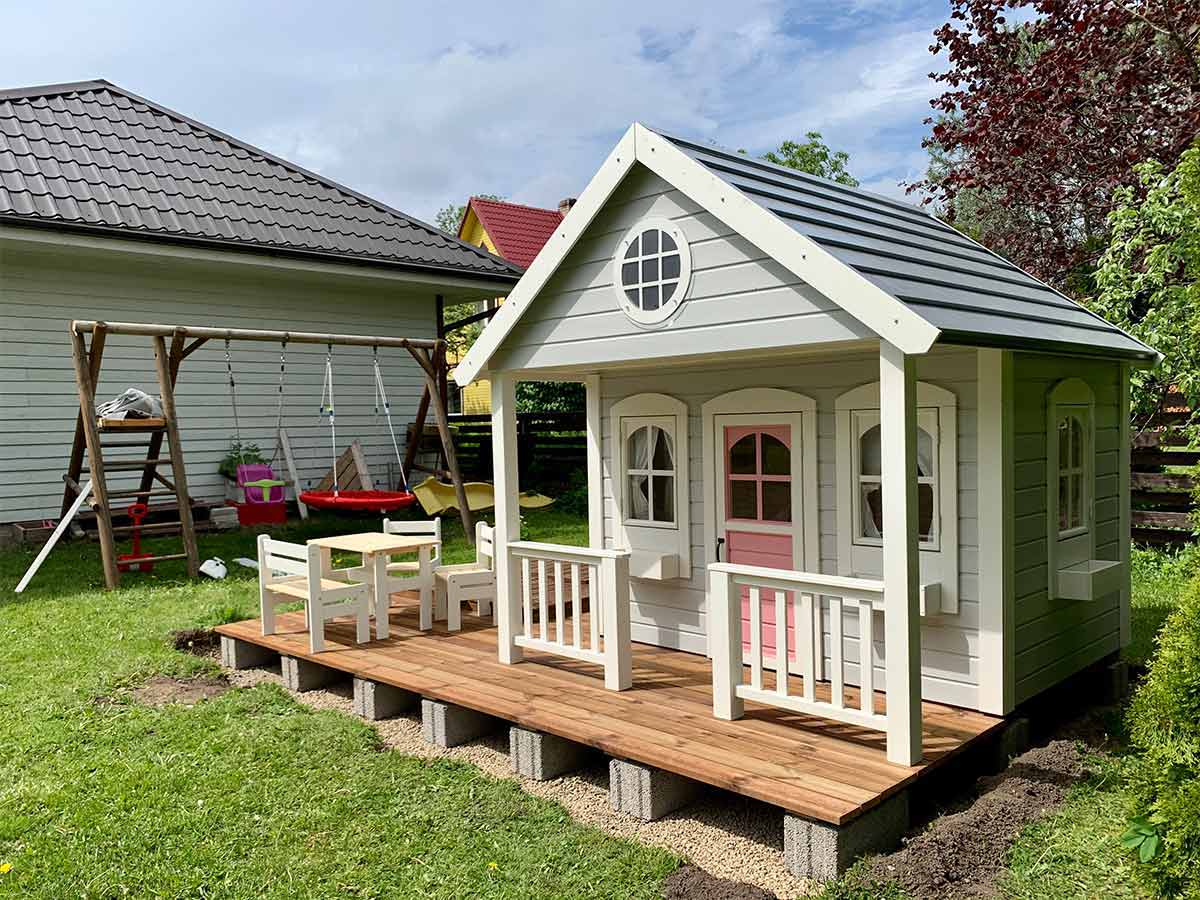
{"left": 419, "top": 545, "right": 433, "bottom": 631}
{"left": 372, "top": 552, "right": 389, "bottom": 640}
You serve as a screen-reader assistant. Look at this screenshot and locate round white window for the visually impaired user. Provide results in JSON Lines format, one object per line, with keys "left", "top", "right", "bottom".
{"left": 612, "top": 218, "right": 692, "bottom": 325}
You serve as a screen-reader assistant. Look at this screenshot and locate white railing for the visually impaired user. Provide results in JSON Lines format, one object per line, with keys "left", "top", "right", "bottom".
{"left": 507, "top": 541, "right": 632, "bottom": 691}
{"left": 710, "top": 562, "right": 913, "bottom": 749}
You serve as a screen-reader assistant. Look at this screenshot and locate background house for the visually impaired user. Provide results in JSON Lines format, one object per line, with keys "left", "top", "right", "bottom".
{"left": 0, "top": 80, "right": 520, "bottom": 526}
{"left": 451, "top": 195, "right": 572, "bottom": 413}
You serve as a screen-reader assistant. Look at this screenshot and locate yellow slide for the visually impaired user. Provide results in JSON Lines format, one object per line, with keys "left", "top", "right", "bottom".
{"left": 412, "top": 475, "right": 555, "bottom": 515}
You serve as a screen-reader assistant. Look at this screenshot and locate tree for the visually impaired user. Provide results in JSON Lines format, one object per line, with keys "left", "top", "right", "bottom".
{"left": 762, "top": 132, "right": 859, "bottom": 186}
{"left": 918, "top": 0, "right": 1200, "bottom": 289}
{"left": 434, "top": 193, "right": 505, "bottom": 235}
{"left": 1092, "top": 145, "right": 1200, "bottom": 430}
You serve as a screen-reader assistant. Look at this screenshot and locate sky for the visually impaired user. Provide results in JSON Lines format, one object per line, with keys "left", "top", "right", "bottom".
{"left": 1, "top": 0, "right": 954, "bottom": 225}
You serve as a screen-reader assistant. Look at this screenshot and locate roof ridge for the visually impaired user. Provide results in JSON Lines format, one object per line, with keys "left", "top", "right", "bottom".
{"left": 471, "top": 196, "right": 562, "bottom": 216}
{"left": 2, "top": 79, "right": 521, "bottom": 276}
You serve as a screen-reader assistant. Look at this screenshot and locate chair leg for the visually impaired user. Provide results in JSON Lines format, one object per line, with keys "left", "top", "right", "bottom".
{"left": 356, "top": 601, "right": 370, "bottom": 644}
{"left": 261, "top": 593, "right": 276, "bottom": 635}
{"left": 419, "top": 583, "right": 433, "bottom": 631}
{"left": 447, "top": 583, "right": 462, "bottom": 632}
{"left": 308, "top": 601, "right": 325, "bottom": 653}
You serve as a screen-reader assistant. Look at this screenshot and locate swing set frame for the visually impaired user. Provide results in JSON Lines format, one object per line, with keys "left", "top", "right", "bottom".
{"left": 68, "top": 319, "right": 474, "bottom": 589}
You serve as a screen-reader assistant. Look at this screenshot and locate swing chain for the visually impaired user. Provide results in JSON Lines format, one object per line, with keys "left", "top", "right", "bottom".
{"left": 320, "top": 343, "right": 339, "bottom": 495}
{"left": 372, "top": 346, "right": 409, "bottom": 491}
{"left": 224, "top": 337, "right": 242, "bottom": 445}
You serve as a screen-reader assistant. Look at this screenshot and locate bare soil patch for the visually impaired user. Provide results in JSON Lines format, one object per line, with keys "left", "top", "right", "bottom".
{"left": 661, "top": 864, "right": 777, "bottom": 900}
{"left": 861, "top": 740, "right": 1087, "bottom": 898}
{"left": 130, "top": 675, "right": 229, "bottom": 707}
{"left": 171, "top": 627, "right": 221, "bottom": 657}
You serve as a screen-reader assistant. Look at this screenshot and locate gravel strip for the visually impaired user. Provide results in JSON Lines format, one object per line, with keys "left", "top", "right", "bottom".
{"left": 227, "top": 667, "right": 809, "bottom": 898}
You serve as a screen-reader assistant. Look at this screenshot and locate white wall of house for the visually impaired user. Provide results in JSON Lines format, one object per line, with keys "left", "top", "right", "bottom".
{"left": 493, "top": 164, "right": 875, "bottom": 373}
{"left": 591, "top": 345, "right": 983, "bottom": 710}
{"left": 0, "top": 237, "right": 443, "bottom": 523}
{"left": 1011, "top": 353, "right": 1125, "bottom": 704}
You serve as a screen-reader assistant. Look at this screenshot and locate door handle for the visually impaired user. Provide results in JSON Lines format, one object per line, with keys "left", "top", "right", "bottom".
{"left": 715, "top": 537, "right": 725, "bottom": 561}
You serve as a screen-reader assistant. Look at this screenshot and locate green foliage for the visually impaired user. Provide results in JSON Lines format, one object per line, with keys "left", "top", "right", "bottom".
{"left": 763, "top": 132, "right": 859, "bottom": 186}
{"left": 550, "top": 467, "right": 589, "bottom": 518}
{"left": 1092, "top": 145, "right": 1200, "bottom": 431}
{"left": 1124, "top": 573, "right": 1200, "bottom": 896}
{"left": 218, "top": 440, "right": 266, "bottom": 480}
{"left": 516, "top": 380, "right": 584, "bottom": 413}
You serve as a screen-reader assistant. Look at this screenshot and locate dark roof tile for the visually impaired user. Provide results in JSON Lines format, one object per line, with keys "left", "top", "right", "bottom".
{"left": 0, "top": 79, "right": 520, "bottom": 280}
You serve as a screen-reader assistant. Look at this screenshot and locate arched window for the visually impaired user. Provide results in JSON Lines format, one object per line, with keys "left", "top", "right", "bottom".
{"left": 856, "top": 421, "right": 937, "bottom": 543}
{"left": 626, "top": 423, "right": 675, "bottom": 524}
{"left": 1055, "top": 412, "right": 1087, "bottom": 536}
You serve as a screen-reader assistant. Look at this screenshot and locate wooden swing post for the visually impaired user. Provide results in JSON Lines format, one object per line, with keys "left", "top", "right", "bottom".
{"left": 63, "top": 319, "right": 469, "bottom": 588}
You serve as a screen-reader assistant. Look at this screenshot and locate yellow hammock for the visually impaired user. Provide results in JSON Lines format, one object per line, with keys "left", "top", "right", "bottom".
{"left": 411, "top": 475, "right": 555, "bottom": 515}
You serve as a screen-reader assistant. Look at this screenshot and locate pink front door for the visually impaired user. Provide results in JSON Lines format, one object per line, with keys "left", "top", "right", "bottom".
{"left": 720, "top": 424, "right": 796, "bottom": 662}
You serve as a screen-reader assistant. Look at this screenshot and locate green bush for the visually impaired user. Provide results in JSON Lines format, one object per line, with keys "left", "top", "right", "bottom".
{"left": 1125, "top": 575, "right": 1200, "bottom": 897}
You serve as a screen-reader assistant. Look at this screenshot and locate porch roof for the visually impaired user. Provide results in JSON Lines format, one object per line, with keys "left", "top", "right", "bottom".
{"left": 454, "top": 124, "right": 1158, "bottom": 386}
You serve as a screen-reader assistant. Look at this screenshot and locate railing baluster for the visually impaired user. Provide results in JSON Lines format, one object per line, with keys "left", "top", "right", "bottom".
{"left": 801, "top": 592, "right": 815, "bottom": 702}
{"left": 521, "top": 557, "right": 532, "bottom": 638}
{"left": 589, "top": 563, "right": 600, "bottom": 650}
{"left": 859, "top": 599, "right": 874, "bottom": 713}
{"left": 571, "top": 562, "right": 582, "bottom": 649}
{"left": 537, "top": 559, "right": 548, "bottom": 642}
{"left": 775, "top": 590, "right": 789, "bottom": 696}
{"left": 749, "top": 586, "right": 763, "bottom": 691}
{"left": 554, "top": 560, "right": 565, "bottom": 644}
{"left": 830, "top": 595, "right": 844, "bottom": 709}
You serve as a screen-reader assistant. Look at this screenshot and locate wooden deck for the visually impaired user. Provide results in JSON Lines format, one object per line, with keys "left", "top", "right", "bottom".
{"left": 216, "top": 597, "right": 1003, "bottom": 826}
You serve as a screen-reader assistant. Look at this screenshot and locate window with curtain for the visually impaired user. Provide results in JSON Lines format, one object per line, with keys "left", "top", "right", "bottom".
{"left": 625, "top": 423, "right": 676, "bottom": 525}
{"left": 1056, "top": 412, "right": 1087, "bottom": 535}
{"left": 854, "top": 412, "right": 938, "bottom": 546}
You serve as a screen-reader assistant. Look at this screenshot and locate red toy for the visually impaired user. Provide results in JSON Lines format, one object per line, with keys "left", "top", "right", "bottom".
{"left": 117, "top": 502, "right": 155, "bottom": 573}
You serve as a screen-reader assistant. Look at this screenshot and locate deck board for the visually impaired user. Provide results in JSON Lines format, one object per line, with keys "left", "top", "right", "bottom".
{"left": 216, "top": 597, "right": 1002, "bottom": 825}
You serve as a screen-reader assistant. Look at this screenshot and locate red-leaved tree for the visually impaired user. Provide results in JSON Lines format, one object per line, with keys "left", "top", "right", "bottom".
{"left": 918, "top": 0, "right": 1200, "bottom": 291}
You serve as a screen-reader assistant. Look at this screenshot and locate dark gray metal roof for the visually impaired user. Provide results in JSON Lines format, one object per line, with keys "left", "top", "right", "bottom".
{"left": 662, "top": 131, "right": 1157, "bottom": 362}
{"left": 0, "top": 80, "right": 522, "bottom": 282}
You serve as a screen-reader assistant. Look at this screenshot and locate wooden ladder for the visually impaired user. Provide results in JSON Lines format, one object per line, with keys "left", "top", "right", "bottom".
{"left": 62, "top": 324, "right": 201, "bottom": 588}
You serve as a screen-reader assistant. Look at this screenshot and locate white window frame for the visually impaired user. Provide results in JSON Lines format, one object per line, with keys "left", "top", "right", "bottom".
{"left": 611, "top": 217, "right": 693, "bottom": 327}
{"left": 610, "top": 392, "right": 691, "bottom": 575}
{"left": 835, "top": 380, "right": 959, "bottom": 616}
{"left": 1046, "top": 378, "right": 1096, "bottom": 595}
{"left": 621, "top": 416, "right": 678, "bottom": 528}
{"left": 849, "top": 408, "right": 941, "bottom": 550}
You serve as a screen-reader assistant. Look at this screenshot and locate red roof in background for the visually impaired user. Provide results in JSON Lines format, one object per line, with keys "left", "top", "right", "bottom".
{"left": 462, "top": 196, "right": 564, "bottom": 269}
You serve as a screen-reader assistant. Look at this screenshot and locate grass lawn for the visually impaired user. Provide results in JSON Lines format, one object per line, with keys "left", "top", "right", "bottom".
{"left": 0, "top": 508, "right": 677, "bottom": 899}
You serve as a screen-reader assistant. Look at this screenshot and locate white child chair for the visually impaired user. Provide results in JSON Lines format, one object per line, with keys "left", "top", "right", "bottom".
{"left": 381, "top": 516, "right": 441, "bottom": 627}
{"left": 258, "top": 534, "right": 370, "bottom": 653}
{"left": 434, "top": 521, "right": 496, "bottom": 631}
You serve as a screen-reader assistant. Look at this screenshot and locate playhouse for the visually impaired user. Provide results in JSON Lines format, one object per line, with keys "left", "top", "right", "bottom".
{"left": 454, "top": 123, "right": 1158, "bottom": 760}
{"left": 216, "top": 123, "right": 1160, "bottom": 881}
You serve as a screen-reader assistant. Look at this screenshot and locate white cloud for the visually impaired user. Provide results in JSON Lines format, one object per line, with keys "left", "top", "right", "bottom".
{"left": 0, "top": 0, "right": 950, "bottom": 222}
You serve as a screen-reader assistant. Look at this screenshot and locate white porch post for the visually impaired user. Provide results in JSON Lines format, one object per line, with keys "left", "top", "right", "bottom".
{"left": 490, "top": 371, "right": 523, "bottom": 664}
{"left": 879, "top": 341, "right": 923, "bottom": 765}
{"left": 583, "top": 374, "right": 604, "bottom": 551}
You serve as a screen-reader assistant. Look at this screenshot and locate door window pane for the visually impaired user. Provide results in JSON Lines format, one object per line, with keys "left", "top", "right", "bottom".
{"left": 730, "top": 434, "right": 756, "bottom": 474}
{"left": 762, "top": 481, "right": 792, "bottom": 522}
{"left": 761, "top": 434, "right": 790, "bottom": 475}
{"left": 730, "top": 480, "right": 758, "bottom": 519}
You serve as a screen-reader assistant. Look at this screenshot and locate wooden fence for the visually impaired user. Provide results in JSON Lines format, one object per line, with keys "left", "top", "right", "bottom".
{"left": 1131, "top": 392, "right": 1197, "bottom": 545}
{"left": 409, "top": 412, "right": 586, "bottom": 487}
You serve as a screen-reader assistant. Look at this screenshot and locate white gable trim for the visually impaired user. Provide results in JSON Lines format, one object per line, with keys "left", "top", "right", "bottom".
{"left": 453, "top": 123, "right": 940, "bottom": 387}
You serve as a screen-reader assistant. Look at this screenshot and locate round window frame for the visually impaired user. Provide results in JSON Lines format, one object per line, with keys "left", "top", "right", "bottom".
{"left": 611, "top": 217, "right": 692, "bottom": 326}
